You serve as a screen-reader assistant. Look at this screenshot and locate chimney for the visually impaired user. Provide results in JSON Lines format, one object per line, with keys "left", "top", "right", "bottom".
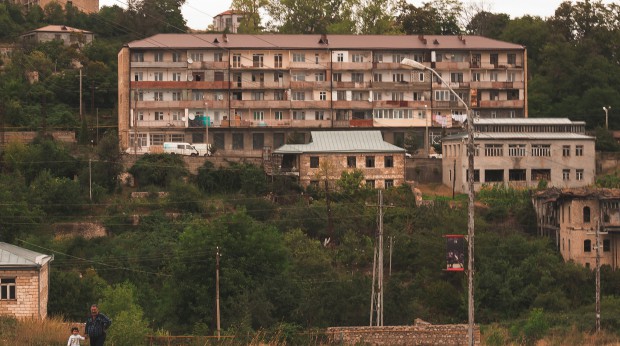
{"left": 458, "top": 35, "right": 466, "bottom": 44}
{"left": 319, "top": 34, "right": 328, "bottom": 45}
{"left": 418, "top": 35, "right": 427, "bottom": 44}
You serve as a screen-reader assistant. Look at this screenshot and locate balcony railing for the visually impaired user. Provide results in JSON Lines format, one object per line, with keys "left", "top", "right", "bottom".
{"left": 478, "top": 99, "right": 525, "bottom": 108}
{"left": 131, "top": 81, "right": 231, "bottom": 90}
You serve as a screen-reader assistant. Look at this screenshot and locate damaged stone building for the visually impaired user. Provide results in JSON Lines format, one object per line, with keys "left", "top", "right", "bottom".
{"left": 533, "top": 188, "right": 620, "bottom": 269}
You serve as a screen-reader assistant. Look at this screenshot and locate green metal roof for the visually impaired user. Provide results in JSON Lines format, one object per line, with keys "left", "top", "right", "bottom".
{"left": 274, "top": 131, "right": 406, "bottom": 154}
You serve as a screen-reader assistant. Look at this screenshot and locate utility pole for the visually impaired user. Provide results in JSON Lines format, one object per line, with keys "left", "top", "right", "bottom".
{"left": 216, "top": 247, "right": 221, "bottom": 340}
{"left": 325, "top": 179, "right": 333, "bottom": 238}
{"left": 370, "top": 190, "right": 390, "bottom": 326}
{"left": 79, "top": 68, "right": 83, "bottom": 121}
{"left": 596, "top": 220, "right": 601, "bottom": 333}
{"left": 89, "top": 159, "right": 92, "bottom": 202}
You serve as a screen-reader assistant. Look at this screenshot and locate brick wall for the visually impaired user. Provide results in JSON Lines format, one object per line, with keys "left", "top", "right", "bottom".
{"left": 326, "top": 324, "right": 480, "bottom": 345}
{"left": 0, "top": 265, "right": 48, "bottom": 319}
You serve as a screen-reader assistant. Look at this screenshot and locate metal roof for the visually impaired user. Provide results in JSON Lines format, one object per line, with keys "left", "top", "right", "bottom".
{"left": 127, "top": 34, "right": 525, "bottom": 50}
{"left": 274, "top": 131, "right": 406, "bottom": 154}
{"left": 0, "top": 242, "right": 53, "bottom": 267}
{"left": 24, "top": 25, "right": 93, "bottom": 34}
{"left": 443, "top": 132, "right": 594, "bottom": 141}
{"left": 474, "top": 118, "right": 585, "bottom": 125}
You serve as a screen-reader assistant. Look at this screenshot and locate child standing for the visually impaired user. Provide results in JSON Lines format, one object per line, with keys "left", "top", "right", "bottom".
{"left": 67, "top": 326, "right": 85, "bottom": 346}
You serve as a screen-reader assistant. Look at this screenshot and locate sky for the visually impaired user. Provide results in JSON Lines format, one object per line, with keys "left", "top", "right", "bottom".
{"left": 98, "top": 0, "right": 617, "bottom": 31}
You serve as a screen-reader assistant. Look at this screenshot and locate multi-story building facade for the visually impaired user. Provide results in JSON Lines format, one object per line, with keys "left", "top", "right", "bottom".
{"left": 117, "top": 34, "right": 527, "bottom": 157}
{"left": 11, "top": 0, "right": 99, "bottom": 13}
{"left": 212, "top": 10, "right": 244, "bottom": 33}
{"left": 442, "top": 118, "right": 595, "bottom": 193}
{"left": 533, "top": 188, "right": 620, "bottom": 270}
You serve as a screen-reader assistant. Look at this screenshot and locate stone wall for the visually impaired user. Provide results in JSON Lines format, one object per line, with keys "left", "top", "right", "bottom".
{"left": 0, "top": 131, "right": 75, "bottom": 145}
{"left": 326, "top": 324, "right": 480, "bottom": 345}
{"left": 0, "top": 267, "right": 46, "bottom": 319}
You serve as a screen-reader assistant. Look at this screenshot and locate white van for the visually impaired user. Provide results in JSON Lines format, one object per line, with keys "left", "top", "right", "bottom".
{"left": 163, "top": 142, "right": 199, "bottom": 156}
{"left": 192, "top": 143, "right": 213, "bottom": 156}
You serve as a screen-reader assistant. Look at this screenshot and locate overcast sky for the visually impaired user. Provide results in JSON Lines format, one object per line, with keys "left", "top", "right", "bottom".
{"left": 99, "top": 0, "right": 617, "bottom": 31}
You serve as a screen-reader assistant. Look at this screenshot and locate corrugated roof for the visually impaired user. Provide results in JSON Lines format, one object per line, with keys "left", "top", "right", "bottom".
{"left": 274, "top": 131, "right": 406, "bottom": 154}
{"left": 27, "top": 25, "right": 92, "bottom": 34}
{"left": 0, "top": 242, "right": 53, "bottom": 267}
{"left": 534, "top": 187, "right": 620, "bottom": 201}
{"left": 444, "top": 132, "right": 594, "bottom": 141}
{"left": 474, "top": 118, "right": 585, "bottom": 125}
{"left": 127, "top": 34, "right": 525, "bottom": 50}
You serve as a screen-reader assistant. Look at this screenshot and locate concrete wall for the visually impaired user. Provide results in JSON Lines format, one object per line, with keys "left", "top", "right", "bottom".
{"left": 326, "top": 324, "right": 480, "bottom": 345}
{"left": 0, "top": 264, "right": 49, "bottom": 319}
{"left": 406, "top": 158, "right": 442, "bottom": 183}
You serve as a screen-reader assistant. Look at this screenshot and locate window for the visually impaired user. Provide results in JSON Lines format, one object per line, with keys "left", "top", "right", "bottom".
{"left": 133, "top": 72, "right": 143, "bottom": 81}
{"left": 576, "top": 145, "right": 584, "bottom": 156}
{"left": 373, "top": 92, "right": 382, "bottom": 101}
{"left": 490, "top": 90, "right": 499, "bottom": 100}
{"left": 274, "top": 54, "right": 282, "bottom": 68}
{"left": 0, "top": 278, "right": 16, "bottom": 300}
{"left": 315, "top": 72, "right": 326, "bottom": 81}
{"left": 275, "top": 111, "right": 283, "bottom": 121}
{"left": 484, "top": 144, "right": 503, "bottom": 157}
{"left": 154, "top": 72, "right": 164, "bottom": 81}
{"left": 274, "top": 133, "right": 285, "bottom": 148}
{"left": 274, "top": 91, "right": 284, "bottom": 100}
{"left": 384, "top": 156, "right": 393, "bottom": 168}
{"left": 417, "top": 72, "right": 425, "bottom": 82}
{"left": 252, "top": 92, "right": 264, "bottom": 101}
{"left": 352, "top": 91, "right": 364, "bottom": 101}
{"left": 352, "top": 54, "right": 364, "bottom": 62}
{"left": 252, "top": 133, "right": 264, "bottom": 150}
{"left": 172, "top": 72, "right": 182, "bottom": 81}
{"left": 352, "top": 73, "right": 364, "bottom": 82}
{"left": 232, "top": 133, "right": 244, "bottom": 149}
{"left": 132, "top": 52, "right": 144, "bottom": 62}
{"left": 374, "top": 73, "right": 383, "bottom": 82}
{"left": 310, "top": 156, "right": 319, "bottom": 168}
{"left": 366, "top": 180, "right": 375, "bottom": 188}
{"left": 584, "top": 239, "right": 592, "bottom": 252}
{"left": 435, "top": 90, "right": 451, "bottom": 101}
{"left": 252, "top": 73, "right": 264, "bottom": 82}
{"left": 319, "top": 91, "right": 327, "bottom": 100}
{"left": 292, "top": 73, "right": 305, "bottom": 81}
{"left": 150, "top": 133, "right": 165, "bottom": 145}
{"left": 253, "top": 54, "right": 264, "bottom": 67}
{"left": 293, "top": 53, "right": 305, "bottom": 62}
{"left": 293, "top": 111, "right": 305, "bottom": 120}
{"left": 192, "top": 91, "right": 203, "bottom": 101}
{"left": 563, "top": 169, "right": 570, "bottom": 181}
{"left": 233, "top": 54, "right": 241, "bottom": 67}
{"left": 485, "top": 169, "right": 504, "bottom": 182}
{"left": 385, "top": 179, "right": 394, "bottom": 188}
{"left": 347, "top": 156, "right": 356, "bottom": 168}
{"left": 154, "top": 52, "right": 164, "bottom": 62}
{"left": 315, "top": 111, "right": 324, "bottom": 120}
{"left": 490, "top": 72, "right": 498, "bottom": 81}
{"left": 373, "top": 53, "right": 383, "bottom": 62}
{"left": 507, "top": 53, "right": 516, "bottom": 65}
{"left": 154, "top": 92, "right": 163, "bottom": 101}
{"left": 490, "top": 53, "right": 498, "bottom": 66}
{"left": 172, "top": 111, "right": 181, "bottom": 121}
{"left": 531, "top": 144, "right": 551, "bottom": 157}
{"left": 508, "top": 144, "right": 526, "bottom": 157}
{"left": 214, "top": 52, "right": 223, "bottom": 62}
{"left": 577, "top": 169, "right": 584, "bottom": 181}
{"left": 190, "top": 52, "right": 203, "bottom": 62}
{"left": 137, "top": 111, "right": 144, "bottom": 120}
{"left": 172, "top": 92, "right": 181, "bottom": 101}
{"left": 253, "top": 111, "right": 264, "bottom": 121}
{"left": 391, "top": 92, "right": 404, "bottom": 101}
{"left": 315, "top": 54, "right": 319, "bottom": 64}
{"left": 604, "top": 239, "right": 611, "bottom": 252}
{"left": 292, "top": 92, "right": 305, "bottom": 101}
{"left": 213, "top": 133, "right": 225, "bottom": 149}
{"left": 172, "top": 52, "right": 181, "bottom": 62}
{"left": 507, "top": 72, "right": 516, "bottom": 82}
{"left": 337, "top": 91, "right": 347, "bottom": 100}
{"left": 393, "top": 73, "right": 404, "bottom": 82}
{"left": 392, "top": 53, "right": 403, "bottom": 63}
{"left": 472, "top": 72, "right": 481, "bottom": 82}
{"left": 507, "top": 90, "right": 519, "bottom": 100}
{"left": 333, "top": 73, "right": 342, "bottom": 82}
{"left": 366, "top": 156, "right": 375, "bottom": 167}
{"left": 450, "top": 73, "right": 463, "bottom": 83}
{"left": 584, "top": 206, "right": 591, "bottom": 223}
{"left": 563, "top": 145, "right": 570, "bottom": 157}
{"left": 337, "top": 53, "right": 344, "bottom": 62}
{"left": 509, "top": 169, "right": 526, "bottom": 181}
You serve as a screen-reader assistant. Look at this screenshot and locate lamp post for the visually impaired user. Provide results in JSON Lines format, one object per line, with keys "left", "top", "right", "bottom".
{"left": 401, "top": 58, "right": 476, "bottom": 346}
{"left": 603, "top": 106, "right": 611, "bottom": 129}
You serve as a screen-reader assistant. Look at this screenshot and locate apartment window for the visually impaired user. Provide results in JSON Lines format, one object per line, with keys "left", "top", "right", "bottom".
{"left": 153, "top": 111, "right": 163, "bottom": 121}
{"left": 337, "top": 53, "right": 344, "bottom": 62}
{"left": 274, "top": 54, "right": 282, "bottom": 68}
{"left": 315, "top": 72, "right": 326, "bottom": 81}
{"left": 319, "top": 91, "right": 327, "bottom": 100}
{"left": 133, "top": 72, "right": 143, "bottom": 81}
{"left": 154, "top": 72, "right": 164, "bottom": 81}
{"left": 374, "top": 73, "right": 383, "bottom": 82}
{"left": 132, "top": 52, "right": 144, "bottom": 62}
{"left": 490, "top": 53, "right": 498, "bottom": 66}
{"left": 413, "top": 53, "right": 424, "bottom": 62}
{"left": 292, "top": 92, "right": 305, "bottom": 101}
{"left": 190, "top": 52, "right": 203, "bottom": 62}
{"left": 347, "top": 156, "right": 356, "bottom": 168}
{"left": 491, "top": 111, "right": 497, "bottom": 118}
{"left": 373, "top": 92, "right": 382, "bottom": 101}
{"left": 532, "top": 144, "right": 551, "bottom": 157}
{"left": 333, "top": 73, "right": 342, "bottom": 82}
{"left": 384, "top": 156, "right": 394, "bottom": 168}
{"left": 584, "top": 206, "right": 591, "bottom": 223}
{"left": 484, "top": 144, "right": 503, "bottom": 157}
{"left": 352, "top": 54, "right": 364, "bottom": 62}
{"left": 337, "top": 91, "right": 347, "bottom": 100}
{"left": 604, "top": 239, "right": 611, "bottom": 252}
{"left": 315, "top": 111, "right": 324, "bottom": 120}
{"left": 292, "top": 72, "right": 305, "bottom": 82}
{"left": 172, "top": 52, "right": 181, "bottom": 62}
{"left": 252, "top": 73, "right": 264, "bottom": 82}
{"left": 412, "top": 92, "right": 422, "bottom": 101}
{"left": 274, "top": 133, "right": 285, "bottom": 148}
{"left": 507, "top": 53, "right": 516, "bottom": 65}
{"left": 392, "top": 54, "right": 403, "bottom": 63}
{"left": 0, "top": 278, "right": 16, "bottom": 300}
{"left": 366, "top": 156, "right": 375, "bottom": 168}
{"left": 293, "top": 111, "right": 305, "bottom": 120}
{"left": 450, "top": 73, "right": 463, "bottom": 83}
{"left": 253, "top": 54, "right": 264, "bottom": 67}
{"left": 315, "top": 54, "right": 319, "bottom": 64}
{"left": 352, "top": 73, "right": 364, "bottom": 82}
{"left": 393, "top": 73, "right": 404, "bottom": 82}
{"left": 172, "top": 72, "right": 182, "bottom": 81}
{"left": 275, "top": 111, "right": 283, "bottom": 121}
{"left": 232, "top": 133, "right": 244, "bottom": 149}
{"left": 137, "top": 111, "right": 144, "bottom": 120}
{"left": 563, "top": 169, "right": 570, "bottom": 181}
{"left": 576, "top": 145, "right": 584, "bottom": 156}
{"left": 253, "top": 111, "right": 264, "bottom": 121}
{"left": 154, "top": 92, "right": 163, "bottom": 101}
{"left": 509, "top": 110, "right": 516, "bottom": 118}
{"left": 214, "top": 133, "right": 225, "bottom": 149}
{"left": 563, "top": 145, "right": 570, "bottom": 157}
{"left": 352, "top": 91, "right": 364, "bottom": 101}
{"left": 584, "top": 239, "right": 591, "bottom": 252}
{"left": 253, "top": 133, "right": 264, "bottom": 150}
{"left": 154, "top": 52, "right": 164, "bottom": 62}
{"left": 293, "top": 53, "right": 305, "bottom": 62}
{"left": 233, "top": 54, "right": 241, "bottom": 67}
{"left": 435, "top": 90, "right": 451, "bottom": 101}
{"left": 373, "top": 53, "right": 383, "bottom": 62}
{"left": 192, "top": 91, "right": 203, "bottom": 101}
{"left": 418, "top": 72, "right": 425, "bottom": 82}
{"left": 489, "top": 90, "right": 499, "bottom": 100}
{"left": 472, "top": 72, "right": 481, "bottom": 82}
{"left": 214, "top": 52, "right": 223, "bottom": 62}
{"left": 508, "top": 144, "right": 526, "bottom": 157}
{"left": 149, "top": 134, "right": 164, "bottom": 145}
{"left": 509, "top": 169, "right": 526, "bottom": 181}
{"left": 252, "top": 92, "right": 265, "bottom": 100}
{"left": 274, "top": 91, "right": 284, "bottom": 100}
{"left": 385, "top": 179, "right": 394, "bottom": 188}
{"left": 172, "top": 111, "right": 181, "bottom": 121}
{"left": 310, "top": 156, "right": 319, "bottom": 168}
{"left": 577, "top": 169, "right": 584, "bottom": 181}
{"left": 172, "top": 92, "right": 181, "bottom": 101}
{"left": 507, "top": 72, "right": 516, "bottom": 82}
{"left": 366, "top": 180, "right": 375, "bottom": 188}
{"left": 507, "top": 90, "right": 519, "bottom": 100}
{"left": 129, "top": 133, "right": 147, "bottom": 147}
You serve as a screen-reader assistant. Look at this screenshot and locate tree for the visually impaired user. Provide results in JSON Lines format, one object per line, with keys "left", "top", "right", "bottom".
{"left": 356, "top": 0, "right": 400, "bottom": 34}
{"left": 397, "top": 0, "right": 462, "bottom": 35}
{"left": 232, "top": 0, "right": 267, "bottom": 33}
{"left": 266, "top": 0, "right": 356, "bottom": 34}
{"left": 128, "top": 154, "right": 188, "bottom": 188}
{"left": 125, "top": 0, "right": 187, "bottom": 37}
{"left": 466, "top": 11, "right": 509, "bottom": 38}
{"left": 99, "top": 282, "right": 152, "bottom": 345}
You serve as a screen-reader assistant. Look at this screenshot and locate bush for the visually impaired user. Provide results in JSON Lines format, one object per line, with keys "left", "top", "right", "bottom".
{"left": 128, "top": 154, "right": 188, "bottom": 188}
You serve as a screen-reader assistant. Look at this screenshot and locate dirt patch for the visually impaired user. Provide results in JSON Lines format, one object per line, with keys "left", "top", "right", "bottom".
{"left": 417, "top": 183, "right": 454, "bottom": 197}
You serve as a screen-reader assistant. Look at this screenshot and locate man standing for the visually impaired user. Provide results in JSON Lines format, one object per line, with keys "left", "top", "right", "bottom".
{"left": 85, "top": 304, "right": 112, "bottom": 346}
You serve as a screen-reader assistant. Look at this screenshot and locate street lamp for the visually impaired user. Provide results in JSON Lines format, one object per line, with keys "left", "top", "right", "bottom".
{"left": 603, "top": 106, "right": 611, "bottom": 129}
{"left": 401, "top": 58, "right": 476, "bottom": 346}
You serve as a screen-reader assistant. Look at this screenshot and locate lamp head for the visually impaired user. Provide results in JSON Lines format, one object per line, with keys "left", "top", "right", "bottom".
{"left": 401, "top": 58, "right": 426, "bottom": 70}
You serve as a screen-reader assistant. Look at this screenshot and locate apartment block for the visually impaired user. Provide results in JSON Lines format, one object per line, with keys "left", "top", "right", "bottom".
{"left": 117, "top": 34, "right": 527, "bottom": 157}
{"left": 442, "top": 118, "right": 595, "bottom": 193}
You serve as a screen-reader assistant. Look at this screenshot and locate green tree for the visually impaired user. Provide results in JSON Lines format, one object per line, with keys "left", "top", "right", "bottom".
{"left": 397, "top": 0, "right": 462, "bottom": 35}
{"left": 466, "top": 11, "right": 509, "bottom": 38}
{"left": 267, "top": 0, "right": 356, "bottom": 34}
{"left": 357, "top": 0, "right": 400, "bottom": 34}
{"left": 99, "top": 282, "right": 152, "bottom": 345}
{"left": 0, "top": 173, "right": 44, "bottom": 242}
{"left": 232, "top": 0, "right": 267, "bottom": 33}
{"left": 128, "top": 154, "right": 188, "bottom": 188}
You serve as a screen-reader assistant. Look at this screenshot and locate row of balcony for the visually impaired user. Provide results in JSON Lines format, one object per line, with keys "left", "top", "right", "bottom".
{"left": 131, "top": 80, "right": 524, "bottom": 91}
{"left": 133, "top": 118, "right": 391, "bottom": 129}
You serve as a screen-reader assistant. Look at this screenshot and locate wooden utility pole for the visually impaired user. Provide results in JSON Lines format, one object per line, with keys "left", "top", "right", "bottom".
{"left": 370, "top": 190, "right": 386, "bottom": 326}
{"left": 596, "top": 220, "right": 601, "bottom": 333}
{"left": 216, "top": 247, "right": 221, "bottom": 340}
{"left": 325, "top": 179, "right": 333, "bottom": 238}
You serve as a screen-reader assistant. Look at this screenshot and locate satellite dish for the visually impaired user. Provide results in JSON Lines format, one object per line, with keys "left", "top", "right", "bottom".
{"left": 181, "top": 116, "right": 186, "bottom": 121}
{"left": 187, "top": 74, "right": 194, "bottom": 81}
{"left": 188, "top": 113, "right": 195, "bottom": 120}
{"left": 187, "top": 58, "right": 193, "bottom": 64}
